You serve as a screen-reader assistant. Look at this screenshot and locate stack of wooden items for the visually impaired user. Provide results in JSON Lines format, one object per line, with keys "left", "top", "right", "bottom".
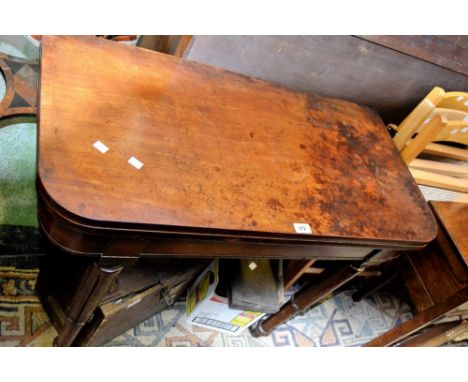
{"left": 390, "top": 87, "right": 468, "bottom": 198}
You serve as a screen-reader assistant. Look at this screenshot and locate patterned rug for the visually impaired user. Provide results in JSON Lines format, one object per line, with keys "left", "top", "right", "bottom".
{"left": 0, "top": 267, "right": 56, "bottom": 346}
{"left": 0, "top": 266, "right": 413, "bottom": 347}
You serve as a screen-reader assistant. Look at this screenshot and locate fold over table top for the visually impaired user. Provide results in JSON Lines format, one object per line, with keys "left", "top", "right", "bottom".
{"left": 37, "top": 36, "right": 436, "bottom": 247}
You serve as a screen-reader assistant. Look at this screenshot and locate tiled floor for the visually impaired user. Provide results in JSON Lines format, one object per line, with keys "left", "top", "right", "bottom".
{"left": 106, "top": 288, "right": 413, "bottom": 347}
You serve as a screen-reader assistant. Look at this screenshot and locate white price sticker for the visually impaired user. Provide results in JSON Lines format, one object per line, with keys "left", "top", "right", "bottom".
{"left": 93, "top": 140, "right": 109, "bottom": 154}
{"left": 128, "top": 156, "right": 144, "bottom": 170}
{"left": 293, "top": 223, "right": 312, "bottom": 234}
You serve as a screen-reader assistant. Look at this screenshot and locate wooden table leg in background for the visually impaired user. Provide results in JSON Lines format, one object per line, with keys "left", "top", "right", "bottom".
{"left": 55, "top": 261, "right": 123, "bottom": 346}
{"left": 250, "top": 264, "right": 362, "bottom": 337}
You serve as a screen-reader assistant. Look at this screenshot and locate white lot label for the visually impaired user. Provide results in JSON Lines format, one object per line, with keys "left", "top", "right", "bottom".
{"left": 293, "top": 223, "right": 312, "bottom": 234}
{"left": 128, "top": 156, "right": 144, "bottom": 170}
{"left": 93, "top": 140, "right": 109, "bottom": 154}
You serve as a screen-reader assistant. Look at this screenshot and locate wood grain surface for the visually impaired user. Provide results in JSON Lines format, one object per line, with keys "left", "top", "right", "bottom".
{"left": 0, "top": 53, "right": 38, "bottom": 119}
{"left": 38, "top": 35, "right": 436, "bottom": 246}
{"left": 182, "top": 36, "right": 468, "bottom": 124}
{"left": 430, "top": 201, "right": 468, "bottom": 267}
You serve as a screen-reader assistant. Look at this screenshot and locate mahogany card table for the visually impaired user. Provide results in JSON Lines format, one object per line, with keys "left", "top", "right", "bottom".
{"left": 36, "top": 36, "right": 437, "bottom": 346}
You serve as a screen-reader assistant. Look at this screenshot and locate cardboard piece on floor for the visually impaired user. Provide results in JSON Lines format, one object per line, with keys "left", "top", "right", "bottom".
{"left": 185, "top": 259, "right": 265, "bottom": 335}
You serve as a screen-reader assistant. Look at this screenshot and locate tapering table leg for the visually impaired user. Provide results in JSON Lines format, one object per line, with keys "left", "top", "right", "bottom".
{"left": 250, "top": 264, "right": 361, "bottom": 337}
{"left": 55, "top": 261, "right": 123, "bottom": 346}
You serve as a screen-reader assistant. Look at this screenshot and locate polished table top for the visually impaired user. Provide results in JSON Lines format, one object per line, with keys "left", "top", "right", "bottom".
{"left": 38, "top": 35, "right": 436, "bottom": 248}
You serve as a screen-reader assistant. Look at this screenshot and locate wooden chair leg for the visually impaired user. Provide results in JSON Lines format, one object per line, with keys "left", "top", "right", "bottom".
{"left": 250, "top": 264, "right": 361, "bottom": 337}
{"left": 409, "top": 168, "right": 468, "bottom": 193}
{"left": 423, "top": 143, "right": 468, "bottom": 162}
{"left": 364, "top": 287, "right": 468, "bottom": 347}
{"left": 55, "top": 261, "right": 123, "bottom": 346}
{"left": 410, "top": 158, "right": 468, "bottom": 178}
{"left": 392, "top": 87, "right": 444, "bottom": 151}
{"left": 400, "top": 114, "right": 443, "bottom": 164}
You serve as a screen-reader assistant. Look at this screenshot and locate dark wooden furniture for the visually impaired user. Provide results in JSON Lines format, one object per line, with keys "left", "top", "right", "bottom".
{"left": 0, "top": 52, "right": 37, "bottom": 120}
{"left": 36, "top": 35, "right": 437, "bottom": 346}
{"left": 358, "top": 36, "right": 468, "bottom": 77}
{"left": 37, "top": 250, "right": 206, "bottom": 346}
{"left": 365, "top": 201, "right": 468, "bottom": 346}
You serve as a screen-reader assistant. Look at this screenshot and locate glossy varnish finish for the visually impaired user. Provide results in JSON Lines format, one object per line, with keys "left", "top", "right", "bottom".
{"left": 38, "top": 35, "right": 435, "bottom": 247}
